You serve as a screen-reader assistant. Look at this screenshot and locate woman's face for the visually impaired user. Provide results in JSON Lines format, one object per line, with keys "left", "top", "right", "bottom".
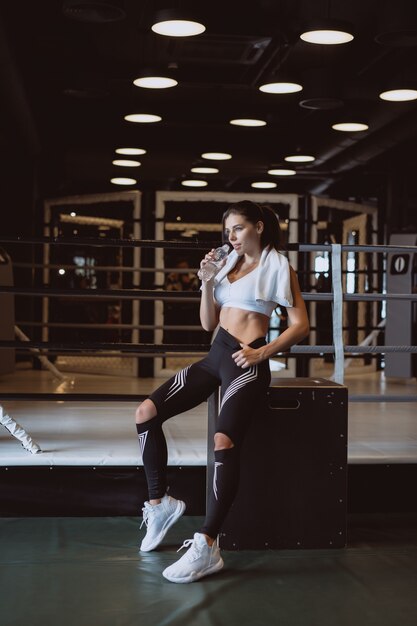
{"left": 224, "top": 213, "right": 263, "bottom": 256}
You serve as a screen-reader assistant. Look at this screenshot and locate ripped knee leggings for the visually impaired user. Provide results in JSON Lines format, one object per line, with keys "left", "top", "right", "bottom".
{"left": 136, "top": 326, "right": 271, "bottom": 538}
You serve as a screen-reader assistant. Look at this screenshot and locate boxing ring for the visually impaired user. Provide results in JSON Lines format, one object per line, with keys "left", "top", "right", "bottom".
{"left": 1, "top": 227, "right": 417, "bottom": 626}
{"left": 1, "top": 235, "right": 417, "bottom": 467}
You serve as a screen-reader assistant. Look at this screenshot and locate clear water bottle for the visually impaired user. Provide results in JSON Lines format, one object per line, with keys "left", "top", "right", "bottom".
{"left": 198, "top": 244, "right": 230, "bottom": 282}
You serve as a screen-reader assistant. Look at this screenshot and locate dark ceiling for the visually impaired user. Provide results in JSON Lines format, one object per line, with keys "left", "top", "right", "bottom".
{"left": 1, "top": 0, "right": 417, "bottom": 201}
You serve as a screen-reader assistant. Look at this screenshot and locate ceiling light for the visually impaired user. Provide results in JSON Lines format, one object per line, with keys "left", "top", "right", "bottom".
{"left": 133, "top": 76, "right": 178, "bottom": 89}
{"left": 251, "top": 182, "right": 277, "bottom": 189}
{"left": 181, "top": 180, "right": 208, "bottom": 187}
{"left": 332, "top": 122, "right": 369, "bottom": 132}
{"left": 152, "top": 19, "right": 205, "bottom": 37}
{"left": 268, "top": 168, "right": 296, "bottom": 176}
{"left": 298, "top": 66, "right": 343, "bottom": 110}
{"left": 379, "top": 88, "right": 417, "bottom": 102}
{"left": 124, "top": 113, "right": 162, "bottom": 123}
{"left": 374, "top": 4, "right": 417, "bottom": 46}
{"left": 151, "top": 10, "right": 205, "bottom": 37}
{"left": 191, "top": 167, "right": 219, "bottom": 174}
{"left": 301, "top": 29, "right": 353, "bottom": 44}
{"left": 300, "top": 96, "right": 344, "bottom": 110}
{"left": 285, "top": 154, "right": 315, "bottom": 162}
{"left": 300, "top": 19, "right": 354, "bottom": 45}
{"left": 259, "top": 82, "right": 302, "bottom": 94}
{"left": 201, "top": 152, "right": 232, "bottom": 160}
{"left": 111, "top": 177, "right": 137, "bottom": 185}
{"left": 112, "top": 159, "right": 141, "bottom": 167}
{"left": 116, "top": 148, "right": 146, "bottom": 155}
{"left": 229, "top": 118, "right": 267, "bottom": 127}
{"left": 375, "top": 28, "right": 417, "bottom": 47}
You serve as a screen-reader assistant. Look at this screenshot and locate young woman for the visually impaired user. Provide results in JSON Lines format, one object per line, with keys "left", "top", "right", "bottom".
{"left": 135, "top": 200, "right": 309, "bottom": 583}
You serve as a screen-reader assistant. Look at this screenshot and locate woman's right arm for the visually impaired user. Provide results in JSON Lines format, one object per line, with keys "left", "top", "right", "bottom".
{"left": 200, "top": 279, "right": 220, "bottom": 331}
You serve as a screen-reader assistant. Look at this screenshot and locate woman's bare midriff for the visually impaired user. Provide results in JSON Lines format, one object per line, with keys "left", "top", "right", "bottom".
{"left": 219, "top": 306, "right": 270, "bottom": 344}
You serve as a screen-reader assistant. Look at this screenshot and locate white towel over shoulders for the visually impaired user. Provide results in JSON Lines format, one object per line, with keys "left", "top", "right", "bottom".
{"left": 214, "top": 246, "right": 293, "bottom": 308}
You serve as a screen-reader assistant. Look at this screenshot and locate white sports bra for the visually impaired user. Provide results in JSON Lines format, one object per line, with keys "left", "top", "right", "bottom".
{"left": 214, "top": 266, "right": 277, "bottom": 317}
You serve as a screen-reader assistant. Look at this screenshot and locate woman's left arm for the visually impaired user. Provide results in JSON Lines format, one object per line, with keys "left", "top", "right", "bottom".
{"left": 232, "top": 267, "right": 310, "bottom": 367}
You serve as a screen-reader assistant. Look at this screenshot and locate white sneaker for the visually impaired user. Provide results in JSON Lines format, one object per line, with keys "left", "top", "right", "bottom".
{"left": 140, "top": 494, "right": 186, "bottom": 552}
{"left": 162, "top": 532, "right": 224, "bottom": 583}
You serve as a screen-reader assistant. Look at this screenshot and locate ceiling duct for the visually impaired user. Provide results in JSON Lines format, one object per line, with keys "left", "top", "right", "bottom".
{"left": 308, "top": 107, "right": 417, "bottom": 194}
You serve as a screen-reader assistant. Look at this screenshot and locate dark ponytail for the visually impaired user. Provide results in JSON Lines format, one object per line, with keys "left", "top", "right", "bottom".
{"left": 222, "top": 200, "right": 285, "bottom": 251}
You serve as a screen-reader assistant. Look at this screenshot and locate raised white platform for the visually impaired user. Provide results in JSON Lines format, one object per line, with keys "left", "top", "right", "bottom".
{"left": 1, "top": 366, "right": 416, "bottom": 466}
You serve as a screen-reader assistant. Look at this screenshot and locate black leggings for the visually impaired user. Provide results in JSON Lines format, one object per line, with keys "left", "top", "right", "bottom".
{"left": 136, "top": 326, "right": 271, "bottom": 537}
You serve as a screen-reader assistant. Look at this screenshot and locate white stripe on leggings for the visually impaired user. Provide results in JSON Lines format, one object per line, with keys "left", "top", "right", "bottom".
{"left": 213, "top": 461, "right": 223, "bottom": 501}
{"left": 164, "top": 365, "right": 191, "bottom": 402}
{"left": 138, "top": 430, "right": 148, "bottom": 457}
{"left": 219, "top": 365, "right": 258, "bottom": 411}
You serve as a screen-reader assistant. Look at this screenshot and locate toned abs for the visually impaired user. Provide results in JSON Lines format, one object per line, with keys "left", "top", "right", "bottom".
{"left": 219, "top": 307, "right": 270, "bottom": 345}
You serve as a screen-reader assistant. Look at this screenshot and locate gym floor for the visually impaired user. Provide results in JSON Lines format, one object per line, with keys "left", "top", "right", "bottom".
{"left": 1, "top": 513, "right": 416, "bottom": 626}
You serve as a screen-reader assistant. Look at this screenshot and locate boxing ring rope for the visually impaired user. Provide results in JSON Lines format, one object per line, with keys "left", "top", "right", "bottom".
{"left": 2, "top": 235, "right": 417, "bottom": 254}
{"left": 1, "top": 340, "right": 417, "bottom": 353}
{"left": 1, "top": 286, "right": 417, "bottom": 301}
{"left": 1, "top": 237, "right": 417, "bottom": 453}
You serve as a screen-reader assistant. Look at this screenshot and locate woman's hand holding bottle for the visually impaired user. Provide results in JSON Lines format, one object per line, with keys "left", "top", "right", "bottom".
{"left": 198, "top": 244, "right": 230, "bottom": 282}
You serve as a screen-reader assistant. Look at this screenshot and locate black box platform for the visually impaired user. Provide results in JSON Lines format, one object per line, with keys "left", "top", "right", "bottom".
{"left": 207, "top": 378, "right": 348, "bottom": 550}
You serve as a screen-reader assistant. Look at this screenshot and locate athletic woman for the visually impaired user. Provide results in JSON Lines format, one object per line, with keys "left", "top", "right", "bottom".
{"left": 135, "top": 200, "right": 310, "bottom": 583}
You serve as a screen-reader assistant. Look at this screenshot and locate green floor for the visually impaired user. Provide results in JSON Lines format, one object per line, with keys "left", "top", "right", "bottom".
{"left": 1, "top": 515, "right": 417, "bottom": 626}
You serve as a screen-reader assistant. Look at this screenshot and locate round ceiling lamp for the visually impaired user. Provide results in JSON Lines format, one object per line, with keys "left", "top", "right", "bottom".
{"left": 379, "top": 88, "right": 417, "bottom": 101}
{"left": 133, "top": 75, "right": 178, "bottom": 89}
{"left": 111, "top": 177, "right": 137, "bottom": 185}
{"left": 151, "top": 9, "right": 206, "bottom": 37}
{"left": 332, "top": 122, "right": 369, "bottom": 132}
{"left": 298, "top": 66, "right": 343, "bottom": 110}
{"left": 375, "top": 29, "right": 417, "bottom": 47}
{"left": 124, "top": 113, "right": 162, "bottom": 123}
{"left": 374, "top": 4, "right": 417, "bottom": 46}
{"left": 229, "top": 118, "right": 267, "bottom": 127}
{"left": 181, "top": 180, "right": 208, "bottom": 187}
{"left": 251, "top": 181, "right": 277, "bottom": 189}
{"left": 116, "top": 148, "right": 146, "bottom": 155}
{"left": 268, "top": 168, "right": 296, "bottom": 176}
{"left": 300, "top": 19, "right": 354, "bottom": 45}
{"left": 259, "top": 81, "right": 302, "bottom": 94}
{"left": 201, "top": 152, "right": 232, "bottom": 160}
{"left": 285, "top": 154, "right": 315, "bottom": 163}
{"left": 112, "top": 159, "right": 141, "bottom": 167}
{"left": 299, "top": 95, "right": 344, "bottom": 110}
{"left": 191, "top": 167, "right": 219, "bottom": 173}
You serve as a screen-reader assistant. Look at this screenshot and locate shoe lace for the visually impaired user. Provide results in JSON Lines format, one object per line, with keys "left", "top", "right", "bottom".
{"left": 140, "top": 506, "right": 153, "bottom": 530}
{"left": 177, "top": 538, "right": 201, "bottom": 562}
